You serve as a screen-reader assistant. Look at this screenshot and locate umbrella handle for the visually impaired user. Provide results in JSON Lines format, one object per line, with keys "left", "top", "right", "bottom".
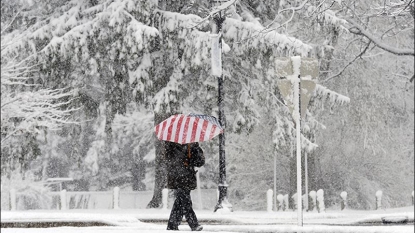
{"left": 184, "top": 144, "right": 191, "bottom": 167}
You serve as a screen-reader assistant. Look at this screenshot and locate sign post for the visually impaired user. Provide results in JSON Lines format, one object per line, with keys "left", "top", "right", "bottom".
{"left": 276, "top": 56, "right": 318, "bottom": 226}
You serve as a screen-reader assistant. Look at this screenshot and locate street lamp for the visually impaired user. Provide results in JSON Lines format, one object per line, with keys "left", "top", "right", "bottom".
{"left": 210, "top": 0, "right": 234, "bottom": 212}
{"left": 276, "top": 56, "right": 318, "bottom": 226}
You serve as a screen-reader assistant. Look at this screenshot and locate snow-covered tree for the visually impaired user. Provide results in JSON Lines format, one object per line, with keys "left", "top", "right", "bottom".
{"left": 1, "top": 6, "right": 76, "bottom": 179}
{"left": 143, "top": 0, "right": 353, "bottom": 209}
{"left": 1, "top": 0, "right": 160, "bottom": 186}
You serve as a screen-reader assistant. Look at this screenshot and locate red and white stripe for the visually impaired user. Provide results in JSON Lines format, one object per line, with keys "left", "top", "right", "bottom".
{"left": 155, "top": 114, "right": 223, "bottom": 144}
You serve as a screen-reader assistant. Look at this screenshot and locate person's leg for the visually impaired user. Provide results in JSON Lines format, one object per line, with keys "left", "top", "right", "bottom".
{"left": 167, "top": 190, "right": 183, "bottom": 230}
{"left": 182, "top": 190, "right": 202, "bottom": 230}
{"left": 187, "top": 208, "right": 202, "bottom": 231}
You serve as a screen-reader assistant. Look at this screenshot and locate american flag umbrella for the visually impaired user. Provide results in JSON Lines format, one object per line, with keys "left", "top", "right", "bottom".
{"left": 155, "top": 113, "right": 223, "bottom": 144}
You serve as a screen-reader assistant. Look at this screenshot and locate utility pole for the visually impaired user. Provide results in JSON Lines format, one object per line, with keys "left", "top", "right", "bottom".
{"left": 210, "top": 0, "right": 233, "bottom": 212}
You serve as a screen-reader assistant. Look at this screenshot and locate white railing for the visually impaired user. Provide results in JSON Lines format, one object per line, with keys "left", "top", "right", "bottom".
{"left": 9, "top": 188, "right": 413, "bottom": 211}
{"left": 8, "top": 188, "right": 218, "bottom": 211}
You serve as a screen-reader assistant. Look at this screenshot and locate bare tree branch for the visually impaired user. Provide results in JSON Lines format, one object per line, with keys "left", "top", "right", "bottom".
{"left": 1, "top": 10, "right": 21, "bottom": 35}
{"left": 323, "top": 41, "right": 372, "bottom": 83}
{"left": 235, "top": 0, "right": 309, "bottom": 44}
{"left": 346, "top": 18, "right": 414, "bottom": 56}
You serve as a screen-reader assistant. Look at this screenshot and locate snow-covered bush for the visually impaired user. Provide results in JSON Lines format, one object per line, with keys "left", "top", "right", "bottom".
{"left": 1, "top": 171, "right": 51, "bottom": 210}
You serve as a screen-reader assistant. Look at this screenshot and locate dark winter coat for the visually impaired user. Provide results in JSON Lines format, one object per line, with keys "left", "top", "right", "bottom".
{"left": 164, "top": 142, "right": 205, "bottom": 190}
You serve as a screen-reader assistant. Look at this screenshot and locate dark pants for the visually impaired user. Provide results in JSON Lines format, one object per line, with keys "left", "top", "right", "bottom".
{"left": 167, "top": 188, "right": 199, "bottom": 230}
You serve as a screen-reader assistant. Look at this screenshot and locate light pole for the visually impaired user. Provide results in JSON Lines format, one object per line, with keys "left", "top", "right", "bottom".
{"left": 276, "top": 56, "right": 318, "bottom": 226}
{"left": 274, "top": 152, "right": 277, "bottom": 211}
{"left": 210, "top": 0, "right": 233, "bottom": 212}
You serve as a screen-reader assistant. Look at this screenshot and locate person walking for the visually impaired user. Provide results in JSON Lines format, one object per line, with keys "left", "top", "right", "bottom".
{"left": 165, "top": 141, "right": 205, "bottom": 231}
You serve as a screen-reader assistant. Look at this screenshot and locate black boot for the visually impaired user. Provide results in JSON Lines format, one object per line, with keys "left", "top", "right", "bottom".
{"left": 191, "top": 225, "right": 203, "bottom": 231}
{"left": 167, "top": 225, "right": 179, "bottom": 231}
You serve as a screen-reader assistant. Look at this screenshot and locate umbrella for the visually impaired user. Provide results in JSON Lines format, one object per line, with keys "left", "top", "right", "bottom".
{"left": 155, "top": 113, "right": 223, "bottom": 144}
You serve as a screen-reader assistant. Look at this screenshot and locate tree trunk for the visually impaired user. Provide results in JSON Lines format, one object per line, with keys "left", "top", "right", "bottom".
{"left": 132, "top": 160, "right": 146, "bottom": 191}
{"left": 146, "top": 111, "right": 169, "bottom": 208}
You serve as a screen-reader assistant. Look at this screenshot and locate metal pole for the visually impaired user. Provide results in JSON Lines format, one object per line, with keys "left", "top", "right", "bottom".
{"left": 305, "top": 151, "right": 309, "bottom": 211}
{"left": 295, "top": 75, "right": 303, "bottom": 226}
{"left": 274, "top": 153, "right": 277, "bottom": 211}
{"left": 211, "top": 10, "right": 231, "bottom": 212}
{"left": 217, "top": 71, "right": 228, "bottom": 209}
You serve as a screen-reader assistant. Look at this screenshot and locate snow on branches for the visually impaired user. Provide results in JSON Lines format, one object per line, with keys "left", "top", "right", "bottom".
{"left": 153, "top": 10, "right": 211, "bottom": 68}
{"left": 1, "top": 87, "right": 76, "bottom": 142}
{"left": 1, "top": 31, "right": 77, "bottom": 146}
{"left": 150, "top": 10, "right": 213, "bottom": 113}
{"left": 36, "top": 0, "right": 160, "bottom": 69}
{"left": 223, "top": 18, "right": 312, "bottom": 57}
{"left": 315, "top": 84, "right": 350, "bottom": 106}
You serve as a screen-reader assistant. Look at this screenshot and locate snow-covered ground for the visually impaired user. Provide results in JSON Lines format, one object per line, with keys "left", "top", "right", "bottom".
{"left": 1, "top": 206, "right": 413, "bottom": 233}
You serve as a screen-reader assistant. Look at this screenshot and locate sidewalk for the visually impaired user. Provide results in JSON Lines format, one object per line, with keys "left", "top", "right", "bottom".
{"left": 1, "top": 206, "right": 414, "bottom": 233}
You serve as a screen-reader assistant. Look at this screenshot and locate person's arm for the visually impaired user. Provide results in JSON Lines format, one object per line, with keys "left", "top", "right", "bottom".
{"left": 190, "top": 143, "right": 205, "bottom": 167}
